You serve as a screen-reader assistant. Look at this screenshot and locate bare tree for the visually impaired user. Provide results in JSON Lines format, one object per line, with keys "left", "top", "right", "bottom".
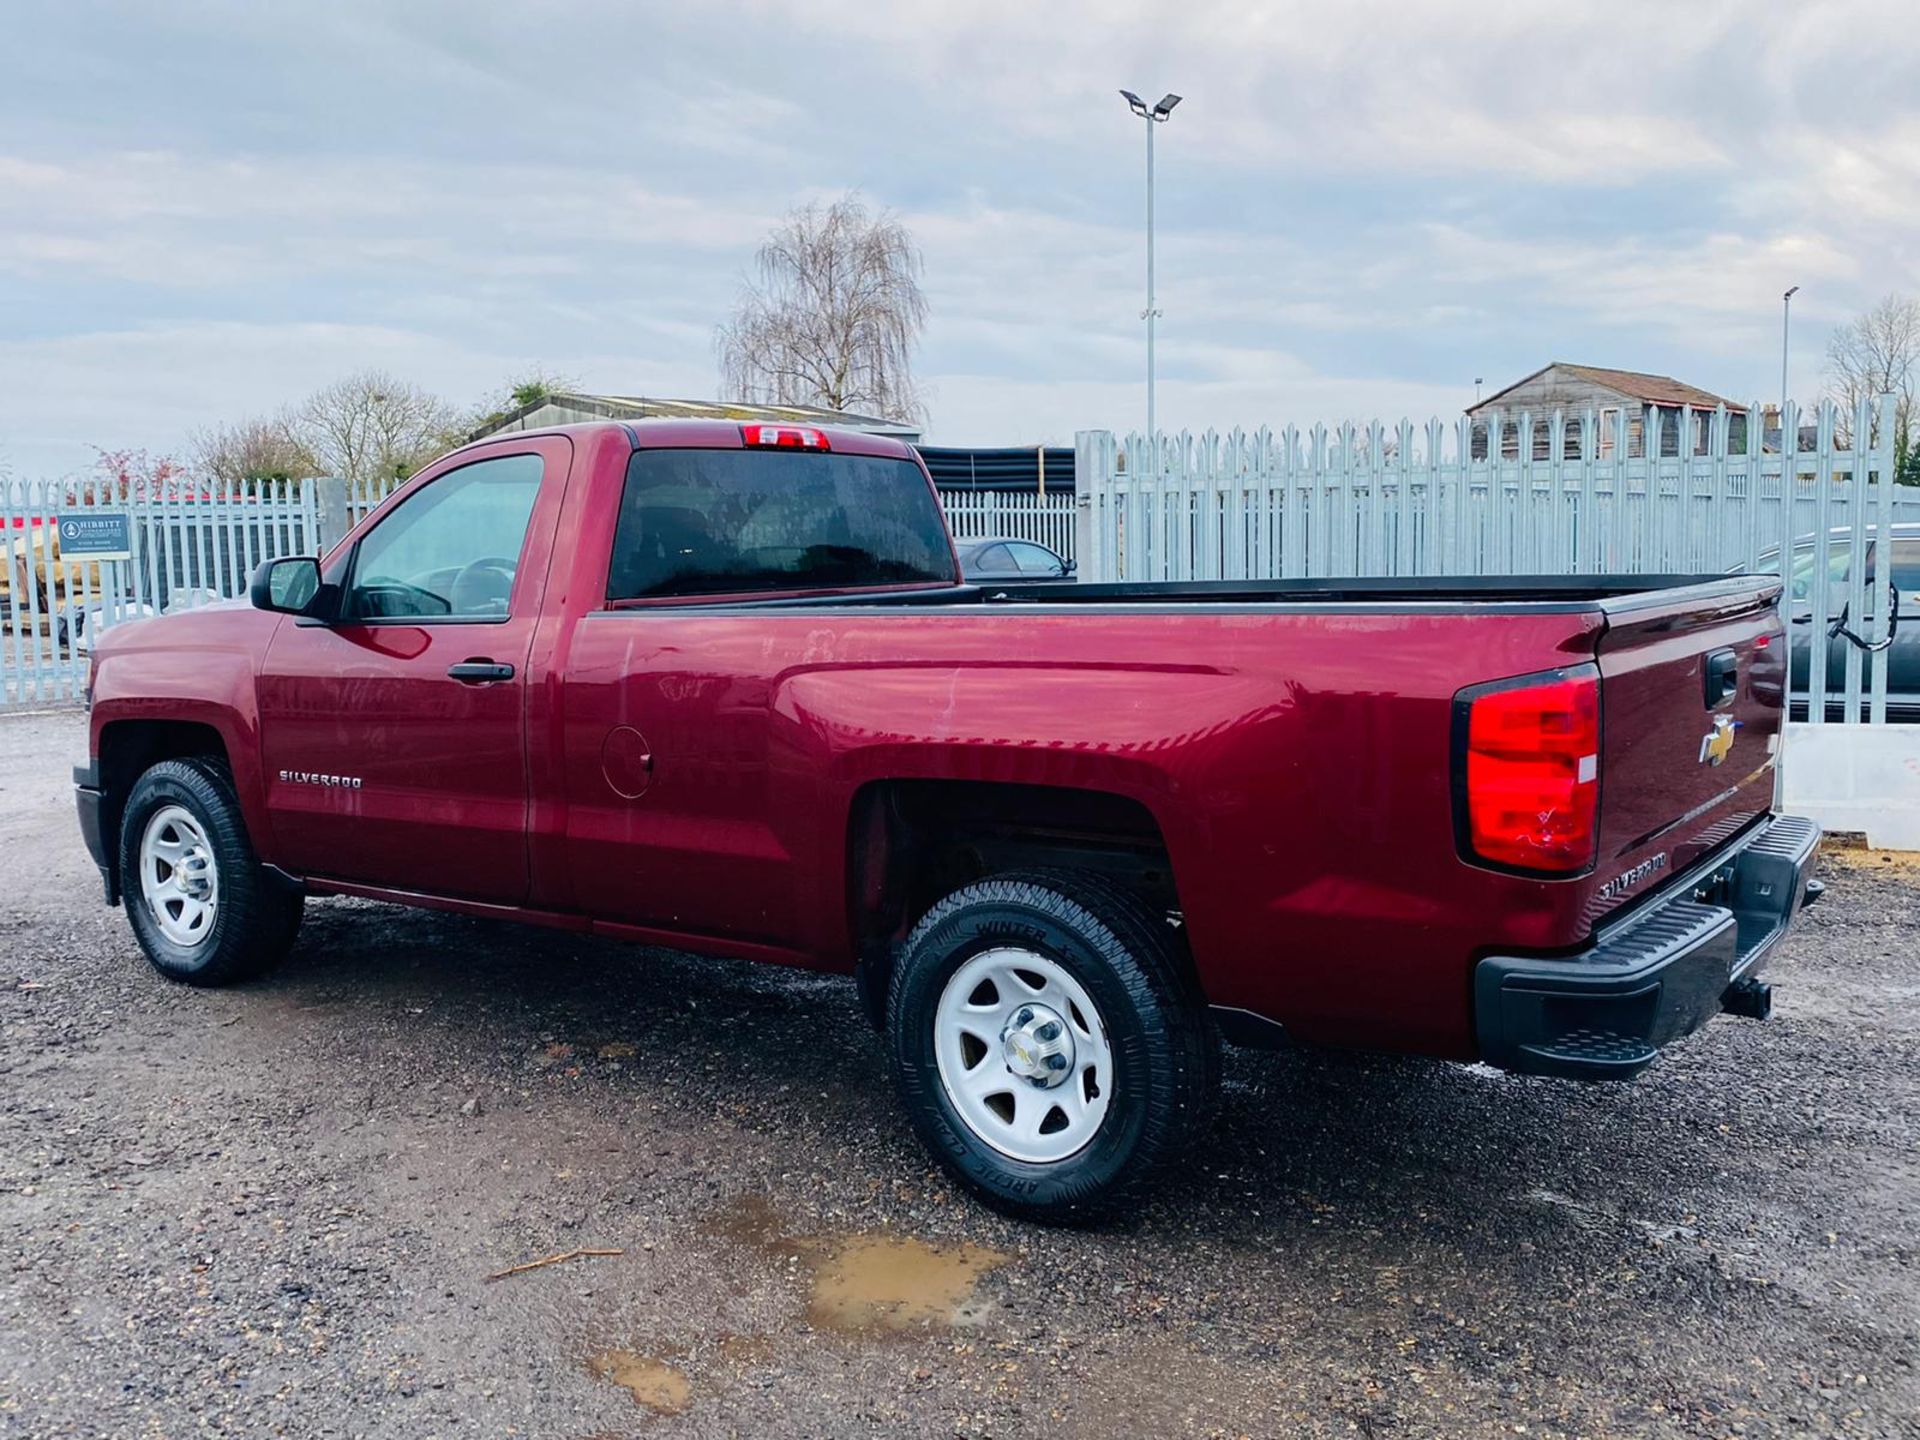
{"left": 1825, "top": 292, "right": 1920, "bottom": 447}
{"left": 191, "top": 413, "right": 319, "bottom": 488}
{"left": 296, "top": 370, "right": 460, "bottom": 484}
{"left": 717, "top": 196, "right": 927, "bottom": 423}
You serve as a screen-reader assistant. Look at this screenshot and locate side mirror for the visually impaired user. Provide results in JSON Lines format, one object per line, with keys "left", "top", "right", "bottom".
{"left": 251, "top": 557, "right": 332, "bottom": 618}
{"left": 1063, "top": 558, "right": 1077, "bottom": 578}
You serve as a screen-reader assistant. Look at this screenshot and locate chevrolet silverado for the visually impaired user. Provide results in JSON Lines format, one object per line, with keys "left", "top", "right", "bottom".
{"left": 75, "top": 419, "right": 1821, "bottom": 1219}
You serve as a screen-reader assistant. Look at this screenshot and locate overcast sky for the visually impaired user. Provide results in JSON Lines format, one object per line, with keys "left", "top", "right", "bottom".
{"left": 2, "top": 0, "right": 1916, "bottom": 477}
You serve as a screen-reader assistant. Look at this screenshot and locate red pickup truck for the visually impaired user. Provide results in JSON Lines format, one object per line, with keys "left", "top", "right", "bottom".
{"left": 76, "top": 420, "right": 1821, "bottom": 1219}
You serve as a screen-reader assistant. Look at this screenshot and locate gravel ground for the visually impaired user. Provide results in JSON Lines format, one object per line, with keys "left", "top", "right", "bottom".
{"left": 1, "top": 707, "right": 1916, "bottom": 1439}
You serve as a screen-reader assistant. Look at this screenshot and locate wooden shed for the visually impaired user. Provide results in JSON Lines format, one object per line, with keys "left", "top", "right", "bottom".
{"left": 1469, "top": 363, "right": 1749, "bottom": 459}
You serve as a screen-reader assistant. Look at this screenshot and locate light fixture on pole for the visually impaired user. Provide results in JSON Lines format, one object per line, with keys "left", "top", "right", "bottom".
{"left": 1120, "top": 89, "right": 1181, "bottom": 442}
{"left": 1780, "top": 286, "right": 1800, "bottom": 446}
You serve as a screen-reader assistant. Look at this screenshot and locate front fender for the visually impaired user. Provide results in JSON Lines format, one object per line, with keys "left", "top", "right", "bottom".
{"left": 89, "top": 645, "right": 274, "bottom": 864}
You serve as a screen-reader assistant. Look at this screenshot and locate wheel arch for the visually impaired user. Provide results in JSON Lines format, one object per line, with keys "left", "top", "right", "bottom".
{"left": 844, "top": 777, "right": 1191, "bottom": 1026}
{"left": 93, "top": 717, "right": 246, "bottom": 900}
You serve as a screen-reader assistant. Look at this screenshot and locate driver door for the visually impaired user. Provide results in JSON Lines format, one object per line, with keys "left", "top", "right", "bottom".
{"left": 258, "top": 439, "right": 570, "bottom": 901}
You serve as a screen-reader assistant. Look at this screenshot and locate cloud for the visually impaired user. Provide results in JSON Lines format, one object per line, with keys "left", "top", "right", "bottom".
{"left": 1415, "top": 223, "right": 1858, "bottom": 334}
{"left": 0, "top": 151, "right": 779, "bottom": 289}
{"left": 726, "top": 0, "right": 1772, "bottom": 181}
{"left": 0, "top": 324, "right": 492, "bottom": 470}
{"left": 925, "top": 367, "right": 1475, "bottom": 447}
{"left": 2, "top": 0, "right": 1916, "bottom": 475}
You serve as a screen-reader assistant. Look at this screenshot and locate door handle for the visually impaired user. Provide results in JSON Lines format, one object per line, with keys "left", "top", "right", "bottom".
{"left": 448, "top": 660, "right": 515, "bottom": 684}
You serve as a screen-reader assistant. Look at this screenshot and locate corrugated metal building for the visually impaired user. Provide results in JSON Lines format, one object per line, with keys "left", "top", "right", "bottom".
{"left": 470, "top": 392, "right": 921, "bottom": 443}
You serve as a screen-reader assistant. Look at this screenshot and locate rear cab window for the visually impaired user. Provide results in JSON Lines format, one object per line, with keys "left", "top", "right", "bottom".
{"left": 607, "top": 448, "right": 957, "bottom": 601}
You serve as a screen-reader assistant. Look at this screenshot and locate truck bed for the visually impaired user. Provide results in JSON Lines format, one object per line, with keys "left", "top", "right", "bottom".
{"left": 677, "top": 574, "right": 1769, "bottom": 612}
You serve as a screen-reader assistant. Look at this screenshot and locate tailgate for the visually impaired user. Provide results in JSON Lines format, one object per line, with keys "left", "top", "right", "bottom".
{"left": 1591, "top": 577, "right": 1787, "bottom": 910}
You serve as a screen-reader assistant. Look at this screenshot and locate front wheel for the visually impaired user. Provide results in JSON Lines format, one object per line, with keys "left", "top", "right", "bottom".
{"left": 119, "top": 757, "right": 304, "bottom": 986}
{"left": 887, "top": 869, "right": 1219, "bottom": 1222}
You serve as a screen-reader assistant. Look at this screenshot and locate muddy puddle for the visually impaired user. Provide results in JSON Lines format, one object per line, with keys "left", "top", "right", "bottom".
{"left": 713, "top": 1196, "right": 1010, "bottom": 1334}
{"left": 587, "top": 1349, "right": 691, "bottom": 1414}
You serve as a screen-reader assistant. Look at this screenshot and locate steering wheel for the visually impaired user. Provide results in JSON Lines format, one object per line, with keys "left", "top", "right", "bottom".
{"left": 449, "top": 557, "right": 517, "bottom": 615}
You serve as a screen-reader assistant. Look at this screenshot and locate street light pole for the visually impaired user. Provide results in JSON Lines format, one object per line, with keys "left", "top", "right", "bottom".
{"left": 1121, "top": 90, "right": 1181, "bottom": 442}
{"left": 1781, "top": 285, "right": 1799, "bottom": 443}
{"left": 1146, "top": 113, "right": 1157, "bottom": 441}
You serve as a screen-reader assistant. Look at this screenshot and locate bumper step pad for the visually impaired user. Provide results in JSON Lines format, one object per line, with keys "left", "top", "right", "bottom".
{"left": 1476, "top": 814, "right": 1820, "bottom": 1081}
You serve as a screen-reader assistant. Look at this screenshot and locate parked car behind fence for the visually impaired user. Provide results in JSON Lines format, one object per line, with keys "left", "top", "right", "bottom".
{"left": 1752, "top": 525, "right": 1919, "bottom": 722}
{"left": 955, "top": 535, "right": 1075, "bottom": 583}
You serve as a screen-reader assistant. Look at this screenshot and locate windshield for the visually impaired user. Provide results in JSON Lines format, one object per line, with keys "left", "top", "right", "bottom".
{"left": 608, "top": 448, "right": 957, "bottom": 600}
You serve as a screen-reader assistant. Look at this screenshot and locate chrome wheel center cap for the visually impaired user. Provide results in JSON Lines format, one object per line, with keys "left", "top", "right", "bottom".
{"left": 178, "top": 851, "right": 214, "bottom": 899}
{"left": 1001, "top": 1004, "right": 1075, "bottom": 1088}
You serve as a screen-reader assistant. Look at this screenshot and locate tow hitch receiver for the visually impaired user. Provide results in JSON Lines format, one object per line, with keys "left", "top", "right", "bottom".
{"left": 1722, "top": 976, "right": 1773, "bottom": 1021}
{"left": 1474, "top": 813, "right": 1819, "bottom": 1079}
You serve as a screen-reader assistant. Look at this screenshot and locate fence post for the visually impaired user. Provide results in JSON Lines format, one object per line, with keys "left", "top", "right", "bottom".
{"left": 1871, "top": 392, "right": 1898, "bottom": 723}
{"left": 1073, "top": 431, "right": 1112, "bottom": 583}
{"left": 312, "top": 476, "right": 350, "bottom": 555}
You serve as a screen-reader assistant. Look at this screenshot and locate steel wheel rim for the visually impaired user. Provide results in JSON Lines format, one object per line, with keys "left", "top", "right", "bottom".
{"left": 933, "top": 946, "right": 1114, "bottom": 1164}
{"left": 139, "top": 805, "right": 219, "bottom": 948}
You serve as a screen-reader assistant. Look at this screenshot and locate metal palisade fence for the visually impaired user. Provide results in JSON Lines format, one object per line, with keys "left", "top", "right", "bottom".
{"left": 938, "top": 489, "right": 1077, "bottom": 558}
{"left": 0, "top": 471, "right": 1077, "bottom": 710}
{"left": 337, "top": 475, "right": 1080, "bottom": 559}
{"left": 1076, "top": 396, "right": 1915, "bottom": 724}
{"left": 2, "top": 476, "right": 318, "bottom": 709}
{"left": 7, "top": 405, "right": 1910, "bottom": 724}
{"left": 341, "top": 476, "right": 1078, "bottom": 557}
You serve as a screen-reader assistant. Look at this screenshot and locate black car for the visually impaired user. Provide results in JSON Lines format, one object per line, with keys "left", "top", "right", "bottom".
{"left": 1754, "top": 524, "right": 1920, "bottom": 721}
{"left": 954, "top": 536, "right": 1075, "bottom": 583}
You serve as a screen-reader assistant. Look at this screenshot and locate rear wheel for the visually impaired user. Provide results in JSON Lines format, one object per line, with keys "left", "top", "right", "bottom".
{"left": 119, "top": 757, "right": 303, "bottom": 985}
{"left": 887, "top": 869, "right": 1219, "bottom": 1222}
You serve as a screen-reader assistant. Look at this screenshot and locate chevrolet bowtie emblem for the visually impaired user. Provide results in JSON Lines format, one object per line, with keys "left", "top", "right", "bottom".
{"left": 1699, "top": 714, "right": 1738, "bottom": 767}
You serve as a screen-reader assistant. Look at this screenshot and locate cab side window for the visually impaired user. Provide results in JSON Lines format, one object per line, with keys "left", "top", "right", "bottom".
{"left": 345, "top": 455, "right": 544, "bottom": 620}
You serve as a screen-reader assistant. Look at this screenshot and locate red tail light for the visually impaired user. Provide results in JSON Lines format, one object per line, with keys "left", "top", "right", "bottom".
{"left": 1455, "top": 667, "right": 1600, "bottom": 875}
{"left": 740, "top": 423, "right": 830, "bottom": 450}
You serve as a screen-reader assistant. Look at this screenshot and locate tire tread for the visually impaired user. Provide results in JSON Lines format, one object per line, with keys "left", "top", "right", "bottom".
{"left": 120, "top": 756, "right": 302, "bottom": 986}
{"left": 887, "top": 867, "right": 1219, "bottom": 1222}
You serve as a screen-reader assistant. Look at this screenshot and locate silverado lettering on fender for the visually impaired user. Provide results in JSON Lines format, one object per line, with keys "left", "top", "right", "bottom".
{"left": 75, "top": 420, "right": 1821, "bottom": 1221}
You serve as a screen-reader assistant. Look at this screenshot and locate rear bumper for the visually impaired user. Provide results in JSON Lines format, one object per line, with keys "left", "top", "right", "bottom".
{"left": 1474, "top": 812, "right": 1821, "bottom": 1080}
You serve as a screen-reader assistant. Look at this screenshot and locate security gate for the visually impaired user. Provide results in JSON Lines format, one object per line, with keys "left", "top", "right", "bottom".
{"left": 1, "top": 477, "right": 318, "bottom": 709}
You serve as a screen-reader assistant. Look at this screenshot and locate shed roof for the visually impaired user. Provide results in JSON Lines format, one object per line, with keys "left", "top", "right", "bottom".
{"left": 470, "top": 391, "right": 920, "bottom": 442}
{"left": 1475, "top": 364, "right": 1746, "bottom": 414}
